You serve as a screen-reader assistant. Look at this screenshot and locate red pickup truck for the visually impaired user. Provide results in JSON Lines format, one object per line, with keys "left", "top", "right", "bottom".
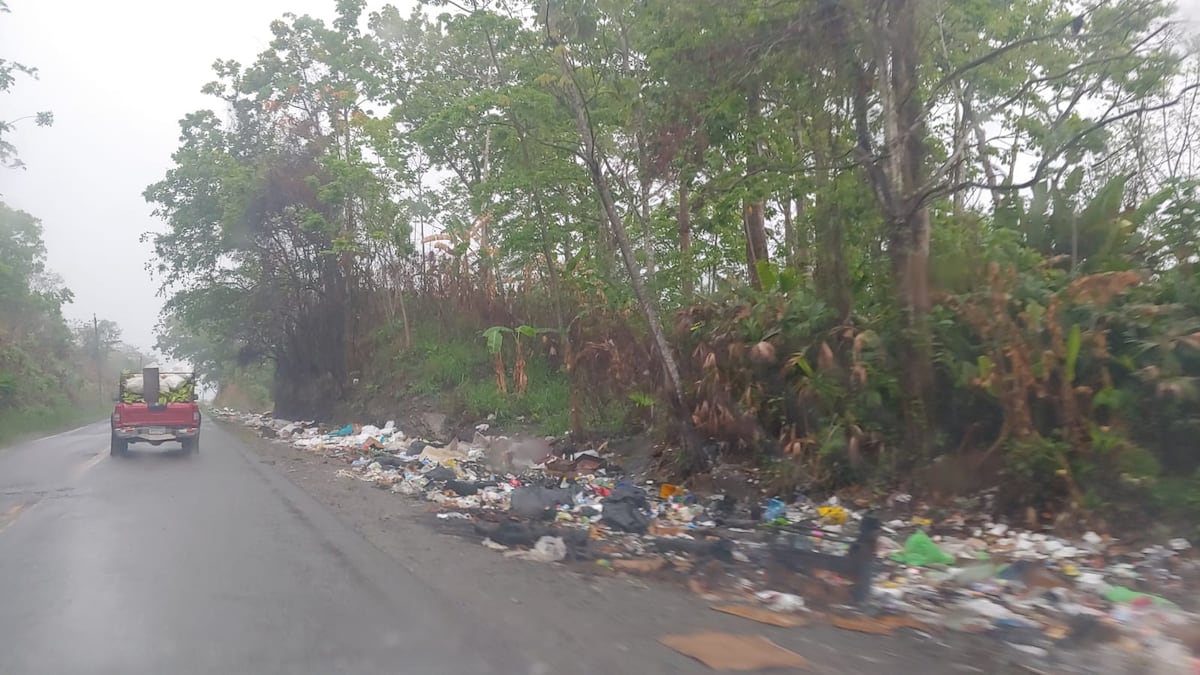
{"left": 110, "top": 367, "right": 202, "bottom": 456}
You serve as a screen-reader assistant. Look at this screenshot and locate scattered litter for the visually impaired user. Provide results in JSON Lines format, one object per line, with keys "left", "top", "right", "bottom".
{"left": 504, "top": 536, "right": 567, "bottom": 563}
{"left": 819, "top": 505, "right": 848, "bottom": 525}
{"left": 214, "top": 406, "right": 1200, "bottom": 673}
{"left": 755, "top": 590, "right": 806, "bottom": 613}
{"left": 763, "top": 498, "right": 786, "bottom": 522}
{"left": 959, "top": 598, "right": 1020, "bottom": 621}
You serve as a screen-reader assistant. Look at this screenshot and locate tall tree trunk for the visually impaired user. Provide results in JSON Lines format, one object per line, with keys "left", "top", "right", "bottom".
{"left": 480, "top": 128, "right": 496, "bottom": 308}
{"left": 596, "top": 206, "right": 616, "bottom": 268}
{"left": 886, "top": 0, "right": 934, "bottom": 453}
{"left": 552, "top": 44, "right": 692, "bottom": 453}
{"left": 743, "top": 85, "right": 769, "bottom": 288}
{"left": 639, "top": 178, "right": 656, "bottom": 278}
{"left": 814, "top": 197, "right": 853, "bottom": 322}
{"left": 397, "top": 288, "right": 412, "bottom": 351}
{"left": 806, "top": 113, "right": 853, "bottom": 321}
{"left": 679, "top": 176, "right": 694, "bottom": 298}
{"left": 950, "top": 98, "right": 966, "bottom": 215}
{"left": 618, "top": 15, "right": 657, "bottom": 280}
{"left": 794, "top": 192, "right": 811, "bottom": 271}
{"left": 961, "top": 95, "right": 1001, "bottom": 210}
{"left": 781, "top": 197, "right": 794, "bottom": 266}
{"left": 836, "top": 0, "right": 933, "bottom": 456}
{"left": 790, "top": 116, "right": 812, "bottom": 272}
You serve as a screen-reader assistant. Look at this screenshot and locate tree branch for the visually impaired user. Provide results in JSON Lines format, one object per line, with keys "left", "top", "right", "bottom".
{"left": 977, "top": 22, "right": 1173, "bottom": 121}
{"left": 914, "top": 81, "right": 1200, "bottom": 209}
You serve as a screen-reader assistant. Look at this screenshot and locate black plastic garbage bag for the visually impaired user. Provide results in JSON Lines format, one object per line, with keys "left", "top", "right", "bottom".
{"left": 445, "top": 479, "right": 479, "bottom": 496}
{"left": 601, "top": 484, "right": 651, "bottom": 533}
{"left": 474, "top": 521, "right": 592, "bottom": 558}
{"left": 424, "top": 465, "right": 457, "bottom": 482}
{"left": 510, "top": 486, "right": 575, "bottom": 518}
{"left": 477, "top": 520, "right": 540, "bottom": 547}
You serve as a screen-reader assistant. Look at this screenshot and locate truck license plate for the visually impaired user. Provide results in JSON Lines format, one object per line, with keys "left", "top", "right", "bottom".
{"left": 147, "top": 427, "right": 167, "bottom": 435}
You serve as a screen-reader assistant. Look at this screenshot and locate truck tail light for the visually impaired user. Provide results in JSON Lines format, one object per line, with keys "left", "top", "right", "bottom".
{"left": 112, "top": 411, "right": 121, "bottom": 424}
{"left": 193, "top": 411, "right": 200, "bottom": 423}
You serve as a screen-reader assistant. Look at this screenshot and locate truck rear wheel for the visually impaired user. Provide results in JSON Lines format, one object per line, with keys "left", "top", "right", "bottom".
{"left": 183, "top": 435, "right": 199, "bottom": 454}
{"left": 110, "top": 433, "right": 127, "bottom": 457}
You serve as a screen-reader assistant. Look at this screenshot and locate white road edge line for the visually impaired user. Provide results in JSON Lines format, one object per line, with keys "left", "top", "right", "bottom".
{"left": 34, "top": 421, "right": 103, "bottom": 444}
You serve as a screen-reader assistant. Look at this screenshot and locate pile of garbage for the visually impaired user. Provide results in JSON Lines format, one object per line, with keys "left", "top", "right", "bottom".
{"left": 213, "top": 408, "right": 1200, "bottom": 673}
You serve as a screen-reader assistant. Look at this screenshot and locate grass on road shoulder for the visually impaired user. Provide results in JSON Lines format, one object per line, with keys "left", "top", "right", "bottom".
{"left": 0, "top": 403, "right": 110, "bottom": 448}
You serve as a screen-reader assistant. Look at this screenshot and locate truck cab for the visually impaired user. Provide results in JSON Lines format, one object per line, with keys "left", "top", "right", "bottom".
{"left": 110, "top": 367, "right": 201, "bottom": 456}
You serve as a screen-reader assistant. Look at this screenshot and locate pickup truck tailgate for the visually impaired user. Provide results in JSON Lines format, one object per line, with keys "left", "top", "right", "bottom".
{"left": 115, "top": 403, "right": 198, "bottom": 428}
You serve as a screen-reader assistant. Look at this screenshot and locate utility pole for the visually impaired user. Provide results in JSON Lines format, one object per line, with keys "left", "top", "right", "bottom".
{"left": 94, "top": 314, "right": 103, "bottom": 404}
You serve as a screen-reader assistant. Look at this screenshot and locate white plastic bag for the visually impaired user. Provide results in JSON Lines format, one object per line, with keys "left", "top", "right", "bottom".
{"left": 124, "top": 375, "right": 144, "bottom": 394}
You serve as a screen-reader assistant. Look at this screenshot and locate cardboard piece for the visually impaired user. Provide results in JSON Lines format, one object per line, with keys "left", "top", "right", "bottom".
{"left": 830, "top": 615, "right": 895, "bottom": 636}
{"left": 613, "top": 558, "right": 667, "bottom": 574}
{"left": 711, "top": 604, "right": 808, "bottom": 628}
{"left": 658, "top": 631, "right": 810, "bottom": 671}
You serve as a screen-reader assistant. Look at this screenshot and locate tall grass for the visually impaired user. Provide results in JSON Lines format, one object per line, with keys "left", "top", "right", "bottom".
{"left": 0, "top": 403, "right": 110, "bottom": 448}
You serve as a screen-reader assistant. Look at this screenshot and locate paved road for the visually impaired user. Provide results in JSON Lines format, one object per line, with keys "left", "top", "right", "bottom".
{"left": 0, "top": 422, "right": 537, "bottom": 675}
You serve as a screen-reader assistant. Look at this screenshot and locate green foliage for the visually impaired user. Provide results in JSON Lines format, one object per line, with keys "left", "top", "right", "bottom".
{"left": 138, "top": 0, "right": 1200, "bottom": 530}
{"left": 0, "top": 3, "right": 53, "bottom": 171}
{"left": 1152, "top": 474, "right": 1200, "bottom": 526}
{"left": 213, "top": 364, "right": 274, "bottom": 411}
{"left": 456, "top": 354, "right": 624, "bottom": 437}
{"left": 0, "top": 201, "right": 143, "bottom": 439}
{"left": 482, "top": 326, "right": 507, "bottom": 356}
{"left": 1008, "top": 436, "right": 1071, "bottom": 491}
{"left": 367, "top": 320, "right": 576, "bottom": 436}
{"left": 1065, "top": 324, "right": 1082, "bottom": 385}
{"left": 396, "top": 336, "right": 484, "bottom": 396}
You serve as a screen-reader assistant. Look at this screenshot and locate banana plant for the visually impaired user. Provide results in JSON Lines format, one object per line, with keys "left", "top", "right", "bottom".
{"left": 997, "top": 171, "right": 1137, "bottom": 273}
{"left": 482, "top": 324, "right": 557, "bottom": 397}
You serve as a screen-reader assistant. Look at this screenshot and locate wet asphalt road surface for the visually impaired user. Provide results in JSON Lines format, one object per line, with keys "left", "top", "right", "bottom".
{"left": 0, "top": 422, "right": 537, "bottom": 675}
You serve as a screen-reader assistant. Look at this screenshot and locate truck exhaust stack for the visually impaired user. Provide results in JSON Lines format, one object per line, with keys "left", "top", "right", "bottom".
{"left": 143, "top": 367, "right": 159, "bottom": 408}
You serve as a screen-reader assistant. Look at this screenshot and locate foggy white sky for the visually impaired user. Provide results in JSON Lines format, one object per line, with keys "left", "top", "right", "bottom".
{"left": 3, "top": 0, "right": 1200, "bottom": 354}
{"left": 0, "top": 0, "right": 414, "bottom": 352}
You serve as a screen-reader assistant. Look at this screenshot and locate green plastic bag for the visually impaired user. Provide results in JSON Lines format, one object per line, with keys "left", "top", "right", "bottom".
{"left": 890, "top": 531, "right": 955, "bottom": 567}
{"left": 1102, "top": 585, "right": 1177, "bottom": 608}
